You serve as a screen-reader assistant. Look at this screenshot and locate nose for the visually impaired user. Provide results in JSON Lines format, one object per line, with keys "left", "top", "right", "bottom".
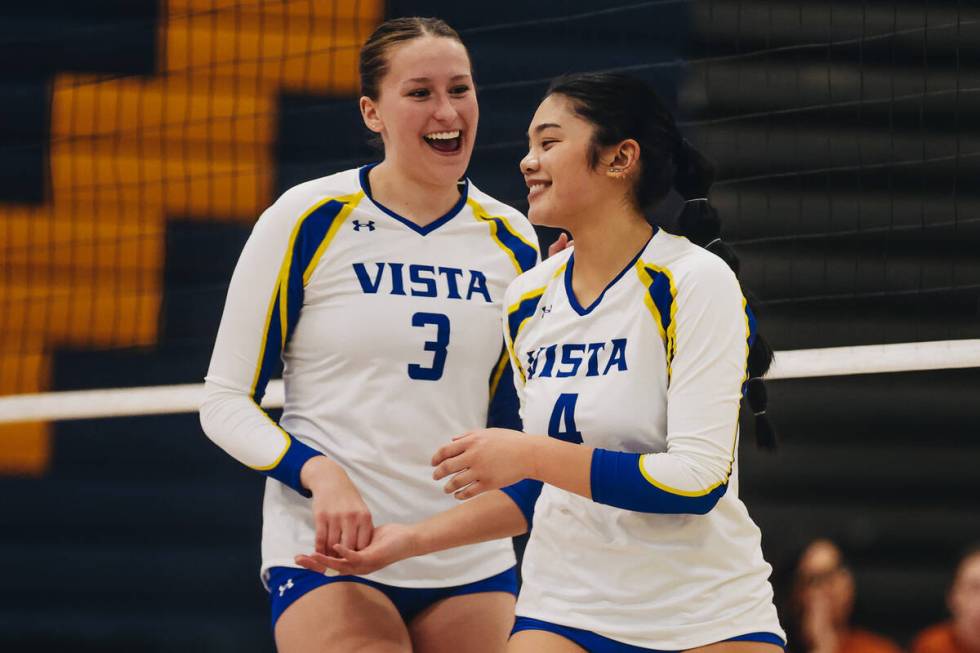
{"left": 520, "top": 151, "right": 538, "bottom": 174}
{"left": 433, "top": 93, "right": 458, "bottom": 123}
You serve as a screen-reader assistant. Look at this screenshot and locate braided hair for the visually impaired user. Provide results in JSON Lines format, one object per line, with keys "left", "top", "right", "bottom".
{"left": 546, "top": 72, "right": 776, "bottom": 449}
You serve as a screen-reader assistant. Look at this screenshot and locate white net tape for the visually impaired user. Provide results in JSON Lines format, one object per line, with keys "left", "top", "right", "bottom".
{"left": 0, "top": 339, "right": 978, "bottom": 424}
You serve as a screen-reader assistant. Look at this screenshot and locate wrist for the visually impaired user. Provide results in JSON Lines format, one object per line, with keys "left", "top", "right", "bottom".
{"left": 405, "top": 523, "right": 428, "bottom": 557}
{"left": 299, "top": 455, "right": 341, "bottom": 492}
{"left": 523, "top": 435, "right": 546, "bottom": 481}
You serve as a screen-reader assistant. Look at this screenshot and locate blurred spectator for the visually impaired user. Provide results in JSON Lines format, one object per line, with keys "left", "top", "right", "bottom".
{"left": 784, "top": 538, "right": 903, "bottom": 653}
{"left": 911, "top": 545, "right": 980, "bottom": 653}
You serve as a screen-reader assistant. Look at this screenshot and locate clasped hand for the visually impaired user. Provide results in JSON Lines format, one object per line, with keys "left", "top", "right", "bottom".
{"left": 432, "top": 428, "right": 534, "bottom": 500}
{"left": 295, "top": 428, "right": 533, "bottom": 576}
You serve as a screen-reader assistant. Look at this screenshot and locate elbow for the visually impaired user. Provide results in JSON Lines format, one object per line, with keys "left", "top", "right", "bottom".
{"left": 198, "top": 380, "right": 247, "bottom": 448}
{"left": 590, "top": 449, "right": 729, "bottom": 515}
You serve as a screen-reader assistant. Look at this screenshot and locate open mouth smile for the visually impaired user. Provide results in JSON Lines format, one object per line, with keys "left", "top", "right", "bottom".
{"left": 423, "top": 130, "right": 463, "bottom": 154}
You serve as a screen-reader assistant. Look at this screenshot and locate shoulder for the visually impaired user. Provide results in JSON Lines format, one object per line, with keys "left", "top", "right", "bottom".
{"left": 910, "top": 622, "right": 957, "bottom": 653}
{"left": 466, "top": 182, "right": 538, "bottom": 247}
{"left": 504, "top": 247, "right": 570, "bottom": 307}
{"left": 645, "top": 229, "right": 741, "bottom": 301}
{"left": 257, "top": 168, "right": 363, "bottom": 230}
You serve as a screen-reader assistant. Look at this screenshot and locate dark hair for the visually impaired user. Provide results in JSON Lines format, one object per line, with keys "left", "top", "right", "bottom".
{"left": 546, "top": 72, "right": 777, "bottom": 449}
{"left": 359, "top": 17, "right": 469, "bottom": 100}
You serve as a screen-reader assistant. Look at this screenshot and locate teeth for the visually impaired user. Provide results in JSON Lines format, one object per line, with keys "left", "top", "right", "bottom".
{"left": 425, "top": 130, "right": 461, "bottom": 140}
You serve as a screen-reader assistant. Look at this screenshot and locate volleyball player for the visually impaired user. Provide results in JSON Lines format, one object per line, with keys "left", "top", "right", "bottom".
{"left": 297, "top": 72, "right": 785, "bottom": 653}
{"left": 199, "top": 18, "right": 539, "bottom": 653}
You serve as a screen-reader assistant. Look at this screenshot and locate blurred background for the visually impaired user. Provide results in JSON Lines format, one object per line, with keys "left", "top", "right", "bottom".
{"left": 1, "top": 1, "right": 978, "bottom": 651}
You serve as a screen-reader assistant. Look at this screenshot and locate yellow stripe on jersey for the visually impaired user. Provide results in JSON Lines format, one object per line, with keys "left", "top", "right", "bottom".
{"left": 468, "top": 198, "right": 539, "bottom": 275}
{"left": 489, "top": 348, "right": 510, "bottom": 399}
{"left": 635, "top": 259, "right": 679, "bottom": 383}
{"left": 250, "top": 192, "right": 362, "bottom": 397}
{"left": 302, "top": 191, "right": 365, "bottom": 284}
{"left": 637, "top": 455, "right": 729, "bottom": 497}
{"left": 636, "top": 290, "right": 753, "bottom": 497}
{"left": 250, "top": 413, "right": 293, "bottom": 471}
{"left": 505, "top": 285, "right": 547, "bottom": 383}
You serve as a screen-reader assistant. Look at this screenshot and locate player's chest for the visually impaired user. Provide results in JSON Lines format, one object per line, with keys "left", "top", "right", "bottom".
{"left": 518, "top": 291, "right": 670, "bottom": 452}
{"left": 290, "top": 214, "right": 513, "bottom": 363}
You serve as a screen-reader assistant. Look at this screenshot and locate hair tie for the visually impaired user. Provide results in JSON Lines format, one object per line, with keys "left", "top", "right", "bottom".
{"left": 705, "top": 237, "right": 722, "bottom": 249}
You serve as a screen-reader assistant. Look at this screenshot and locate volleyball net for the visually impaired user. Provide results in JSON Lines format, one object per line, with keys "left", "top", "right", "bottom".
{"left": 1, "top": 0, "right": 978, "bottom": 438}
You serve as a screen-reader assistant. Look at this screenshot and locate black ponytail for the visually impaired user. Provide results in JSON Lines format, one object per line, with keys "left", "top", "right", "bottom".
{"left": 673, "top": 139, "right": 777, "bottom": 450}
{"left": 546, "top": 72, "right": 777, "bottom": 450}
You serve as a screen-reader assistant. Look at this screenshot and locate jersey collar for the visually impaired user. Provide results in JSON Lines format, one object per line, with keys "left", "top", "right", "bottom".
{"left": 564, "top": 228, "right": 658, "bottom": 316}
{"left": 358, "top": 163, "right": 469, "bottom": 236}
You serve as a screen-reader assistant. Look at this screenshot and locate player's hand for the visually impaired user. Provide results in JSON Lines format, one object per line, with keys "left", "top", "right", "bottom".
{"left": 800, "top": 588, "right": 839, "bottom": 653}
{"left": 432, "top": 428, "right": 535, "bottom": 500}
{"left": 547, "top": 232, "right": 573, "bottom": 258}
{"left": 294, "top": 523, "right": 418, "bottom": 576}
{"left": 300, "top": 456, "right": 374, "bottom": 556}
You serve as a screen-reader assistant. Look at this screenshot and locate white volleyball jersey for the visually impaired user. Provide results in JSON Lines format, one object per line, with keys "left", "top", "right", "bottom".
{"left": 201, "top": 165, "right": 539, "bottom": 587}
{"left": 504, "top": 229, "right": 783, "bottom": 649}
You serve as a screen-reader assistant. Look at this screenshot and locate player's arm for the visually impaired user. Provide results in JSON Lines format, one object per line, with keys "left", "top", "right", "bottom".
{"left": 589, "top": 259, "right": 747, "bottom": 515}
{"left": 199, "top": 193, "right": 324, "bottom": 495}
{"left": 199, "top": 191, "right": 374, "bottom": 552}
{"left": 437, "top": 260, "right": 747, "bottom": 516}
{"left": 295, "top": 488, "right": 528, "bottom": 576}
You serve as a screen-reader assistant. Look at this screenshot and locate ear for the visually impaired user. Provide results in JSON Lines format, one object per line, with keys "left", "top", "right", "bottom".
{"left": 360, "top": 96, "right": 384, "bottom": 134}
{"left": 604, "top": 139, "right": 641, "bottom": 179}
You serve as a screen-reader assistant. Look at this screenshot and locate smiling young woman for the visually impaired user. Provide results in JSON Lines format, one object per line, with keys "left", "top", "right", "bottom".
{"left": 199, "top": 17, "right": 540, "bottom": 653}
{"left": 295, "top": 72, "right": 784, "bottom": 653}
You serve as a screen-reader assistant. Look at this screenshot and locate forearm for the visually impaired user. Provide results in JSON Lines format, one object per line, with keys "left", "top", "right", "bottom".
{"left": 413, "top": 490, "right": 528, "bottom": 557}
{"left": 525, "top": 435, "right": 594, "bottom": 500}
{"left": 524, "top": 435, "right": 728, "bottom": 515}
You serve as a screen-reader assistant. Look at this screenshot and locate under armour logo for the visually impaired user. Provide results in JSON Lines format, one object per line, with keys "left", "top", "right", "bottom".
{"left": 278, "top": 579, "right": 294, "bottom": 597}
{"left": 352, "top": 220, "right": 376, "bottom": 232}
{"left": 541, "top": 305, "right": 552, "bottom": 315}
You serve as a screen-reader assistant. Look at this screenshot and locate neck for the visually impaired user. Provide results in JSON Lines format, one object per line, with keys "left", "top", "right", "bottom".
{"left": 567, "top": 202, "right": 653, "bottom": 308}
{"left": 368, "top": 159, "right": 462, "bottom": 226}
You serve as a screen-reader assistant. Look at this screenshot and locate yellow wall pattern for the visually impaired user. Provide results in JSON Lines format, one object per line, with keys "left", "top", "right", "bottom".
{"left": 0, "top": 0, "right": 382, "bottom": 474}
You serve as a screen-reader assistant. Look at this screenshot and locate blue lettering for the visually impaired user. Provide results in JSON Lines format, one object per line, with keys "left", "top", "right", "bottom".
{"left": 586, "top": 342, "right": 605, "bottom": 377}
{"left": 438, "top": 267, "right": 464, "bottom": 300}
{"left": 603, "top": 338, "right": 628, "bottom": 375}
{"left": 388, "top": 262, "right": 406, "bottom": 296}
{"left": 539, "top": 344, "right": 558, "bottom": 378}
{"left": 526, "top": 348, "right": 541, "bottom": 380}
{"left": 557, "top": 343, "right": 586, "bottom": 378}
{"left": 353, "top": 262, "right": 384, "bottom": 294}
{"left": 465, "top": 270, "right": 492, "bottom": 303}
{"left": 409, "top": 264, "right": 437, "bottom": 298}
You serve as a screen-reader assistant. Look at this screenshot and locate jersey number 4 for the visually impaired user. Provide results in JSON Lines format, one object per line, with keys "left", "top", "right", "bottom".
{"left": 408, "top": 312, "right": 451, "bottom": 381}
{"left": 548, "top": 393, "right": 583, "bottom": 444}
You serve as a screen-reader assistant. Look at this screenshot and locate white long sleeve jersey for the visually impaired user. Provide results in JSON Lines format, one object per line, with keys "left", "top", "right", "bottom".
{"left": 201, "top": 165, "right": 539, "bottom": 587}
{"left": 503, "top": 229, "right": 784, "bottom": 649}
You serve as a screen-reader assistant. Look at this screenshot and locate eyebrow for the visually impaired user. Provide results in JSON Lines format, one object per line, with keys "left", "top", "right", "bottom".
{"left": 527, "top": 123, "right": 562, "bottom": 138}
{"left": 402, "top": 75, "right": 472, "bottom": 84}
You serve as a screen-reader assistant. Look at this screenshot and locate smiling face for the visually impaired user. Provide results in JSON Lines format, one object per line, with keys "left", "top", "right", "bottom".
{"left": 360, "top": 35, "right": 477, "bottom": 187}
{"left": 521, "top": 93, "right": 630, "bottom": 230}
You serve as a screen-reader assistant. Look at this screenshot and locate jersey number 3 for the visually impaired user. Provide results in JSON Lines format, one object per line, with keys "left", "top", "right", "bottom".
{"left": 548, "top": 393, "right": 583, "bottom": 444}
{"left": 408, "top": 312, "right": 451, "bottom": 381}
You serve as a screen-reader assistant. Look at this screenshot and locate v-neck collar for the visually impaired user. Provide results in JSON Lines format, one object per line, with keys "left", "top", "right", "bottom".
{"left": 358, "top": 163, "right": 469, "bottom": 236}
{"left": 564, "top": 229, "right": 658, "bottom": 316}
